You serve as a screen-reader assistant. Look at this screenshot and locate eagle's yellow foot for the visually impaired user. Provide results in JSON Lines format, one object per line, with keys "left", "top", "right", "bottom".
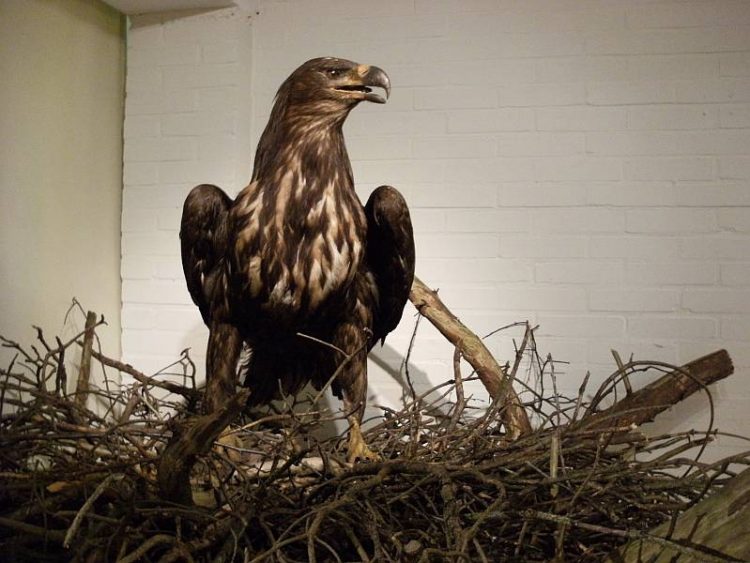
{"left": 346, "top": 419, "right": 381, "bottom": 463}
{"left": 215, "top": 428, "right": 243, "bottom": 463}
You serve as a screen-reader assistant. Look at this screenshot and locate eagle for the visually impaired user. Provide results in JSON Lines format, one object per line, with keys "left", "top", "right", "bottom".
{"left": 180, "top": 57, "right": 415, "bottom": 461}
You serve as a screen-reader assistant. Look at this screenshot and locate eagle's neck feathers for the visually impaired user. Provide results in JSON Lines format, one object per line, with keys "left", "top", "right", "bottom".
{"left": 234, "top": 93, "right": 366, "bottom": 316}
{"left": 252, "top": 100, "right": 352, "bottom": 187}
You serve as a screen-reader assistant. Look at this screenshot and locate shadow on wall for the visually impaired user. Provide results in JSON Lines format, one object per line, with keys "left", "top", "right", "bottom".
{"left": 127, "top": 7, "right": 230, "bottom": 29}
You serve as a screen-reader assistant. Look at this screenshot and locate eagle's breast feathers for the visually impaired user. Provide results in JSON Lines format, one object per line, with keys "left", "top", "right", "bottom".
{"left": 231, "top": 164, "right": 366, "bottom": 318}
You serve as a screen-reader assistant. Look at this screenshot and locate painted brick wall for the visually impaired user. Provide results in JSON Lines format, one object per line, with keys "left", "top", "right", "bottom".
{"left": 123, "top": 0, "right": 750, "bottom": 457}
{"left": 122, "top": 4, "right": 254, "bottom": 385}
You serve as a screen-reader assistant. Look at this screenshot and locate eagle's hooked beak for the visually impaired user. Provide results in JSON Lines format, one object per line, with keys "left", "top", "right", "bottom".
{"left": 335, "top": 64, "right": 391, "bottom": 104}
{"left": 360, "top": 65, "right": 391, "bottom": 104}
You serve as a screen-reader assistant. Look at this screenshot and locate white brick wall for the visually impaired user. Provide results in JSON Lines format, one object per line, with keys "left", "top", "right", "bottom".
{"left": 122, "top": 0, "right": 750, "bottom": 458}
{"left": 122, "top": 4, "right": 254, "bottom": 377}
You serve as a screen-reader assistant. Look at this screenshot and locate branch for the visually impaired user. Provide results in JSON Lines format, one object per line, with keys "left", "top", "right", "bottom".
{"left": 81, "top": 346, "right": 201, "bottom": 401}
{"left": 581, "top": 349, "right": 733, "bottom": 431}
{"left": 0, "top": 516, "right": 66, "bottom": 543}
{"left": 63, "top": 473, "right": 122, "bottom": 548}
{"left": 158, "top": 389, "right": 251, "bottom": 505}
{"left": 74, "top": 311, "right": 97, "bottom": 408}
{"left": 409, "top": 276, "right": 531, "bottom": 439}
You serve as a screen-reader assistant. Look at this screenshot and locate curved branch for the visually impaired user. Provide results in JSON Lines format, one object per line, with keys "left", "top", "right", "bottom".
{"left": 409, "top": 277, "right": 531, "bottom": 439}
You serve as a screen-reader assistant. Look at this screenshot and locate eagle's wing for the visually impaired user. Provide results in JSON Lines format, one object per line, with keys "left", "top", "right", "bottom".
{"left": 364, "top": 185, "right": 416, "bottom": 345}
{"left": 179, "top": 184, "right": 233, "bottom": 326}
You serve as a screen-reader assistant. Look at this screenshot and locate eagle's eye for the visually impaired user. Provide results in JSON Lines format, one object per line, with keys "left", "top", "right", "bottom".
{"left": 325, "top": 68, "right": 346, "bottom": 78}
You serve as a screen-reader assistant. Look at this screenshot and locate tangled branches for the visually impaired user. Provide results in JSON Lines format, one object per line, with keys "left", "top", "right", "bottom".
{"left": 0, "top": 304, "right": 748, "bottom": 562}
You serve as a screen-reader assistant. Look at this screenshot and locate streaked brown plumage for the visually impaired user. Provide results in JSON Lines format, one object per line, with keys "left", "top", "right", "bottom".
{"left": 180, "top": 57, "right": 415, "bottom": 461}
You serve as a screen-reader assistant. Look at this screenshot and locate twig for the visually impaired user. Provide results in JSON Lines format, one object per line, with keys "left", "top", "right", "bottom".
{"left": 63, "top": 473, "right": 122, "bottom": 548}
{"left": 449, "top": 347, "right": 465, "bottom": 433}
{"left": 84, "top": 347, "right": 200, "bottom": 401}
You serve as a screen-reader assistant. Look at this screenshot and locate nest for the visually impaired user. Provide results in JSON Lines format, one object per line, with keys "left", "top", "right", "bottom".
{"left": 1, "top": 301, "right": 748, "bottom": 562}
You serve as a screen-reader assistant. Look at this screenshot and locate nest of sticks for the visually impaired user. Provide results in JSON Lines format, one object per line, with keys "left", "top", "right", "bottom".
{"left": 1, "top": 288, "right": 749, "bottom": 562}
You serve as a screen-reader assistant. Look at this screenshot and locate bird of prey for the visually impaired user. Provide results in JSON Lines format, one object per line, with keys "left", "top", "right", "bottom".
{"left": 180, "top": 57, "right": 415, "bottom": 461}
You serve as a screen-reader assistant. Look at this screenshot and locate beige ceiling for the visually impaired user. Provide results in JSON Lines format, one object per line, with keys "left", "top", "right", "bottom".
{"left": 102, "top": 0, "right": 234, "bottom": 15}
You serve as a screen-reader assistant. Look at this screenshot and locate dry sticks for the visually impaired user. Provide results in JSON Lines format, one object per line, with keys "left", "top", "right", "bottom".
{"left": 0, "top": 302, "right": 748, "bottom": 561}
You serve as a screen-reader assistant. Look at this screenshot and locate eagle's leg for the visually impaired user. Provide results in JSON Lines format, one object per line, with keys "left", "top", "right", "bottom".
{"left": 205, "top": 322, "right": 242, "bottom": 413}
{"left": 341, "top": 350, "right": 380, "bottom": 463}
{"left": 345, "top": 413, "right": 379, "bottom": 463}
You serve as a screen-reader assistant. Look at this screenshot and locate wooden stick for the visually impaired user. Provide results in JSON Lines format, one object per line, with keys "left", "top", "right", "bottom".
{"left": 74, "top": 311, "right": 97, "bottom": 407}
{"left": 157, "top": 389, "right": 250, "bottom": 505}
{"left": 63, "top": 473, "right": 121, "bottom": 548}
{"left": 581, "top": 349, "right": 733, "bottom": 431}
{"left": 0, "top": 516, "right": 66, "bottom": 543}
{"left": 409, "top": 276, "right": 531, "bottom": 439}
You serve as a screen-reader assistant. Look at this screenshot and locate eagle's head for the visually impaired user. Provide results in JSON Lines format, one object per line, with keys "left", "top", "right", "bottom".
{"left": 277, "top": 57, "right": 391, "bottom": 113}
{"left": 253, "top": 57, "right": 391, "bottom": 178}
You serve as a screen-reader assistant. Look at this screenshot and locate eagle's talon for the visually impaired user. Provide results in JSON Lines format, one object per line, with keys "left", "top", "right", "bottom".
{"left": 346, "top": 420, "right": 381, "bottom": 463}
{"left": 347, "top": 442, "right": 381, "bottom": 463}
{"left": 215, "top": 428, "right": 244, "bottom": 463}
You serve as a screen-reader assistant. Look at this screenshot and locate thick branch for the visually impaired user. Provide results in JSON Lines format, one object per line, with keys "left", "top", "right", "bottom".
{"left": 409, "top": 276, "right": 531, "bottom": 438}
{"left": 157, "top": 389, "right": 250, "bottom": 505}
{"left": 581, "top": 349, "right": 734, "bottom": 431}
{"left": 608, "top": 467, "right": 750, "bottom": 562}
